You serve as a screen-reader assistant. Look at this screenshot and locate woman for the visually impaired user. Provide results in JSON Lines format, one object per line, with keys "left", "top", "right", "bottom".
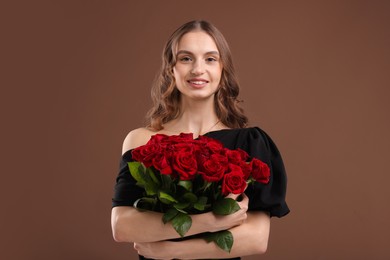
{"left": 111, "top": 20, "right": 289, "bottom": 260}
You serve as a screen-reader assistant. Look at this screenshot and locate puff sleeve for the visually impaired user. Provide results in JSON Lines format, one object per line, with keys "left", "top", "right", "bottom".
{"left": 243, "top": 127, "right": 290, "bottom": 217}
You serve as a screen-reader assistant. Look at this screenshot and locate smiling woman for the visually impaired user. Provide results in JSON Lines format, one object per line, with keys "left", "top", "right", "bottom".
{"left": 146, "top": 20, "right": 247, "bottom": 134}
{"left": 111, "top": 20, "right": 289, "bottom": 260}
{"left": 173, "top": 31, "right": 222, "bottom": 102}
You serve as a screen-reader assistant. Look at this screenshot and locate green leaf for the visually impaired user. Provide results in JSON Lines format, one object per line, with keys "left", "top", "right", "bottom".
{"left": 144, "top": 183, "right": 158, "bottom": 196}
{"left": 128, "top": 162, "right": 145, "bottom": 184}
{"left": 128, "top": 162, "right": 158, "bottom": 195}
{"left": 204, "top": 230, "right": 234, "bottom": 253}
{"left": 175, "top": 208, "right": 188, "bottom": 214}
{"left": 162, "top": 208, "right": 179, "bottom": 224}
{"left": 161, "top": 174, "right": 173, "bottom": 190}
{"left": 146, "top": 167, "right": 160, "bottom": 185}
{"left": 183, "top": 192, "right": 198, "bottom": 203}
{"left": 171, "top": 212, "right": 192, "bottom": 237}
{"left": 174, "top": 202, "right": 191, "bottom": 210}
{"left": 201, "top": 181, "right": 213, "bottom": 191}
{"left": 178, "top": 180, "right": 192, "bottom": 191}
{"left": 159, "top": 191, "right": 178, "bottom": 204}
{"left": 133, "top": 198, "right": 156, "bottom": 211}
{"left": 194, "top": 196, "right": 208, "bottom": 211}
{"left": 213, "top": 198, "right": 240, "bottom": 215}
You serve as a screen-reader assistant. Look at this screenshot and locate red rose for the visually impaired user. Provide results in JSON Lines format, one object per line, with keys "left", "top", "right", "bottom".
{"left": 222, "top": 164, "right": 247, "bottom": 195}
{"left": 198, "top": 136, "right": 224, "bottom": 154}
{"left": 132, "top": 143, "right": 160, "bottom": 167}
{"left": 147, "top": 134, "right": 169, "bottom": 145}
{"left": 240, "top": 161, "right": 253, "bottom": 180}
{"left": 172, "top": 150, "right": 198, "bottom": 180}
{"left": 166, "top": 133, "right": 194, "bottom": 144}
{"left": 195, "top": 137, "right": 225, "bottom": 167}
{"left": 237, "top": 149, "right": 249, "bottom": 161}
{"left": 199, "top": 154, "right": 228, "bottom": 182}
{"left": 172, "top": 142, "right": 195, "bottom": 153}
{"left": 225, "top": 148, "right": 249, "bottom": 164}
{"left": 152, "top": 153, "right": 172, "bottom": 175}
{"left": 250, "top": 158, "right": 270, "bottom": 184}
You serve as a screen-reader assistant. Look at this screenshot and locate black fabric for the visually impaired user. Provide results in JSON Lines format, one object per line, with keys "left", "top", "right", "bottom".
{"left": 112, "top": 127, "right": 290, "bottom": 260}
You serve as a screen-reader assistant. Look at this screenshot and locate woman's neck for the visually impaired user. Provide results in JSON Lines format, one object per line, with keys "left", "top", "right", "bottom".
{"left": 162, "top": 97, "right": 225, "bottom": 137}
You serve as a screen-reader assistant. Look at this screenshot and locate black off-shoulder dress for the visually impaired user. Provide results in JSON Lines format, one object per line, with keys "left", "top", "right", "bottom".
{"left": 112, "top": 127, "right": 290, "bottom": 260}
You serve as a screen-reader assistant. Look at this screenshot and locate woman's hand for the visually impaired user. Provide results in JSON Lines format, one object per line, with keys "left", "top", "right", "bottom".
{"left": 132, "top": 194, "right": 269, "bottom": 259}
{"left": 210, "top": 192, "right": 249, "bottom": 232}
{"left": 134, "top": 241, "right": 172, "bottom": 260}
{"left": 112, "top": 193, "right": 249, "bottom": 243}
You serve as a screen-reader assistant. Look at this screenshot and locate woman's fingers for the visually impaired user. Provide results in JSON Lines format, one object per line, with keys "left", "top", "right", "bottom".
{"left": 237, "top": 193, "right": 249, "bottom": 212}
{"left": 225, "top": 193, "right": 240, "bottom": 200}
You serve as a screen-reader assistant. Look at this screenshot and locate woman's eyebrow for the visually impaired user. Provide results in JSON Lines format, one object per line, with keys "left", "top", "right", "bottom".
{"left": 176, "top": 50, "right": 220, "bottom": 56}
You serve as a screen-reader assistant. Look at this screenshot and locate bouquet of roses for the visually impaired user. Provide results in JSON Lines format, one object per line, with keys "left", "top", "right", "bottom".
{"left": 128, "top": 133, "right": 270, "bottom": 252}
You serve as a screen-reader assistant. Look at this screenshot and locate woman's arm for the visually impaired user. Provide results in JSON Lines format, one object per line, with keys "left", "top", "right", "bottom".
{"left": 134, "top": 211, "right": 270, "bottom": 259}
{"left": 113, "top": 129, "right": 249, "bottom": 243}
{"left": 111, "top": 194, "right": 249, "bottom": 243}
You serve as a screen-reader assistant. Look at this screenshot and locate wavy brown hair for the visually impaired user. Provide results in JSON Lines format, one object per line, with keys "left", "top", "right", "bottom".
{"left": 146, "top": 20, "right": 248, "bottom": 130}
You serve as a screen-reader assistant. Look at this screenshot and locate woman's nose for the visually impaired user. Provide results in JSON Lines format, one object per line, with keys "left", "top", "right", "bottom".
{"left": 191, "top": 60, "right": 205, "bottom": 75}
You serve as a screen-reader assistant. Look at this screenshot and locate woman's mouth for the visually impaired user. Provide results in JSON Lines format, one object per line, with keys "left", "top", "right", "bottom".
{"left": 187, "top": 79, "right": 209, "bottom": 88}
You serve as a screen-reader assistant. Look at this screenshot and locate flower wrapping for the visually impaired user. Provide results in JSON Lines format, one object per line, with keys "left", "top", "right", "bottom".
{"left": 128, "top": 133, "right": 270, "bottom": 252}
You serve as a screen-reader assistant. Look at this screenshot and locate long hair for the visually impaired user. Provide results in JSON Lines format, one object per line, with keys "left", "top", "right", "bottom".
{"left": 146, "top": 20, "right": 248, "bottom": 130}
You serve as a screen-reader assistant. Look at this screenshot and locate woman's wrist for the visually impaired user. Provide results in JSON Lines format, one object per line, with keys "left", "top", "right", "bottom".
{"left": 192, "top": 211, "right": 219, "bottom": 233}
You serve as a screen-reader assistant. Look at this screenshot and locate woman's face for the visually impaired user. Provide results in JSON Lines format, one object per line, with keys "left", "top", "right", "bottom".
{"left": 173, "top": 30, "right": 222, "bottom": 101}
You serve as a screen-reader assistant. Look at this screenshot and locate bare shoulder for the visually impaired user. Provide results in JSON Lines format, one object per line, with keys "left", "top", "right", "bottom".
{"left": 122, "top": 127, "right": 156, "bottom": 154}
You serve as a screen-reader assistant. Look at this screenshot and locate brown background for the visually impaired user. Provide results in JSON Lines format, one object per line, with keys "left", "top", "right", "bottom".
{"left": 2, "top": 0, "right": 389, "bottom": 259}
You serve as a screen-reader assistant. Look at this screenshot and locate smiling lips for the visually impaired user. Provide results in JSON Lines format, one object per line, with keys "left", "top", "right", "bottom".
{"left": 187, "top": 78, "right": 209, "bottom": 88}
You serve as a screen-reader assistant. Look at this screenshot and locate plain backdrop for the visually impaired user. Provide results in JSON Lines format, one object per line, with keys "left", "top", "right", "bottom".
{"left": 1, "top": 1, "right": 390, "bottom": 259}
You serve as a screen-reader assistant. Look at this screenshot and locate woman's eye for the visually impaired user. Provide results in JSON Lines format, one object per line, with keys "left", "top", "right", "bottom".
{"left": 179, "top": 57, "right": 192, "bottom": 62}
{"left": 206, "top": 57, "right": 218, "bottom": 62}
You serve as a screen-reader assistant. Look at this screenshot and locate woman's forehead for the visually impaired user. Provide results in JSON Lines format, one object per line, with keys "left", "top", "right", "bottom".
{"left": 175, "top": 31, "right": 219, "bottom": 54}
